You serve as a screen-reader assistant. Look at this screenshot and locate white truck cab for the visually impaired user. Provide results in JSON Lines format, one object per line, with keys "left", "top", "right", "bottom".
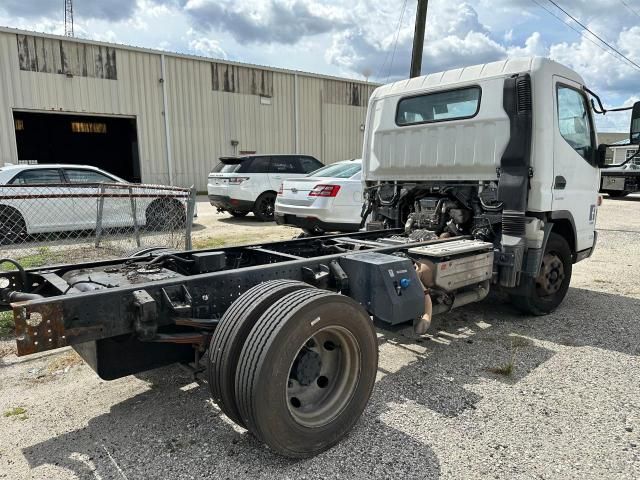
{"left": 362, "top": 57, "right": 610, "bottom": 321}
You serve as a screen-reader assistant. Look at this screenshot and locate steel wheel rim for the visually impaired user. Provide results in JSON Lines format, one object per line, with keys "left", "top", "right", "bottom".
{"left": 536, "top": 252, "right": 565, "bottom": 297}
{"left": 286, "top": 326, "right": 361, "bottom": 428}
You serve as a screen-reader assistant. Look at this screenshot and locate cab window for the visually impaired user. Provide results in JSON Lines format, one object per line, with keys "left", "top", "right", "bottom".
{"left": 396, "top": 86, "right": 481, "bottom": 125}
{"left": 557, "top": 85, "right": 595, "bottom": 162}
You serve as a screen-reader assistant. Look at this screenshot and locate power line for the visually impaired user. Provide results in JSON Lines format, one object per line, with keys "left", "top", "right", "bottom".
{"left": 385, "top": 0, "right": 409, "bottom": 83}
{"left": 376, "top": 3, "right": 408, "bottom": 80}
{"left": 530, "top": 0, "right": 640, "bottom": 72}
{"left": 619, "top": 0, "right": 640, "bottom": 20}
{"left": 545, "top": 0, "right": 640, "bottom": 71}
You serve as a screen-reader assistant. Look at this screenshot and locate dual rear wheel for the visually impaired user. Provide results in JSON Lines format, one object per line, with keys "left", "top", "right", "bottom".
{"left": 207, "top": 280, "right": 378, "bottom": 458}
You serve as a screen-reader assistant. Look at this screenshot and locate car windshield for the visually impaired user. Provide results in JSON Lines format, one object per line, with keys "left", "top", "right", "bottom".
{"left": 211, "top": 162, "right": 242, "bottom": 174}
{"left": 308, "top": 162, "right": 361, "bottom": 179}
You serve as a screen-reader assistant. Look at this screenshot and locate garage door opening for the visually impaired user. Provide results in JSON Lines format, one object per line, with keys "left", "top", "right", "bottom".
{"left": 13, "top": 111, "right": 141, "bottom": 183}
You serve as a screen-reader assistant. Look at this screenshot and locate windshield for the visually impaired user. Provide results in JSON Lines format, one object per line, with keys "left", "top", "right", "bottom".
{"left": 211, "top": 162, "right": 241, "bottom": 174}
{"left": 308, "top": 162, "right": 361, "bottom": 179}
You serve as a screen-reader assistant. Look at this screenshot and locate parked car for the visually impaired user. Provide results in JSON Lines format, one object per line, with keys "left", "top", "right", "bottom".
{"left": 275, "top": 159, "right": 363, "bottom": 234}
{"left": 0, "top": 164, "right": 188, "bottom": 243}
{"left": 207, "top": 154, "right": 323, "bottom": 221}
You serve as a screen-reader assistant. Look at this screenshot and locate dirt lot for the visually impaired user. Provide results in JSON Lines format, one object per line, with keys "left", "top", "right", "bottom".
{"left": 1, "top": 196, "right": 639, "bottom": 479}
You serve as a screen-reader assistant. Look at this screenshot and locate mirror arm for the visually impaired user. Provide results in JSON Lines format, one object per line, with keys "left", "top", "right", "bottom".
{"left": 584, "top": 86, "right": 634, "bottom": 114}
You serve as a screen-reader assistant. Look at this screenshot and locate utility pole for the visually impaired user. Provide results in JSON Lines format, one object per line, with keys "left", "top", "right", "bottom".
{"left": 409, "top": 0, "right": 428, "bottom": 78}
{"left": 64, "top": 0, "right": 74, "bottom": 37}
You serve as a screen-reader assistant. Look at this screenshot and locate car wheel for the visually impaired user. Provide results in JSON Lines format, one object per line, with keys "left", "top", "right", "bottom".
{"left": 253, "top": 192, "right": 276, "bottom": 222}
{"left": 229, "top": 210, "right": 249, "bottom": 218}
{"left": 146, "top": 199, "right": 186, "bottom": 231}
{"left": 0, "top": 207, "right": 27, "bottom": 245}
{"left": 510, "top": 232, "right": 572, "bottom": 315}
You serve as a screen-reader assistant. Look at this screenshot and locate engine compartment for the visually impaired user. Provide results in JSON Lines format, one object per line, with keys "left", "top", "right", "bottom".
{"left": 366, "top": 181, "right": 504, "bottom": 245}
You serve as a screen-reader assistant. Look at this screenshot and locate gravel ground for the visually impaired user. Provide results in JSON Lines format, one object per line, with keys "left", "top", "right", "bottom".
{"left": 1, "top": 196, "right": 639, "bottom": 479}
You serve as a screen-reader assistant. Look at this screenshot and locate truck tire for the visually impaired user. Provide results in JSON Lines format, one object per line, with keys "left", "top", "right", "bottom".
{"left": 235, "top": 289, "right": 378, "bottom": 458}
{"left": 207, "top": 279, "right": 311, "bottom": 427}
{"left": 253, "top": 192, "right": 276, "bottom": 221}
{"left": 511, "top": 232, "right": 573, "bottom": 316}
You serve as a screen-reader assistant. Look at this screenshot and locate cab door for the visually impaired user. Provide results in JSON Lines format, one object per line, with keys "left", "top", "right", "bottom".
{"left": 552, "top": 76, "right": 600, "bottom": 252}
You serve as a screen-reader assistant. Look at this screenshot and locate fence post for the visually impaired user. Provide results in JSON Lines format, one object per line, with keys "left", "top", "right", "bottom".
{"left": 185, "top": 186, "right": 196, "bottom": 251}
{"left": 129, "top": 186, "right": 141, "bottom": 247}
{"left": 95, "top": 184, "right": 105, "bottom": 247}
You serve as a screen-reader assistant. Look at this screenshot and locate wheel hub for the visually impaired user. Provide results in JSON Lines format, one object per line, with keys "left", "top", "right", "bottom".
{"left": 292, "top": 347, "right": 322, "bottom": 386}
{"left": 286, "top": 326, "right": 360, "bottom": 428}
{"left": 536, "top": 252, "right": 565, "bottom": 296}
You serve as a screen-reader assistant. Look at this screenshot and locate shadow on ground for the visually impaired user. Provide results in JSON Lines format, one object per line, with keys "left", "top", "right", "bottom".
{"left": 20, "top": 287, "right": 639, "bottom": 479}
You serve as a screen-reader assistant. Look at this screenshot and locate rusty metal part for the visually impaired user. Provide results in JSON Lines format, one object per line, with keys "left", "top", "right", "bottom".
{"left": 12, "top": 302, "right": 107, "bottom": 356}
{"left": 147, "top": 332, "right": 211, "bottom": 346}
{"left": 173, "top": 317, "right": 219, "bottom": 329}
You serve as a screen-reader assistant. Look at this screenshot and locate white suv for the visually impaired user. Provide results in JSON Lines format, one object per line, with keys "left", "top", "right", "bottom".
{"left": 207, "top": 154, "right": 323, "bottom": 221}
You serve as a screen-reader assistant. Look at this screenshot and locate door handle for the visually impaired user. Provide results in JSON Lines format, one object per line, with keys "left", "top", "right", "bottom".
{"left": 554, "top": 176, "right": 567, "bottom": 189}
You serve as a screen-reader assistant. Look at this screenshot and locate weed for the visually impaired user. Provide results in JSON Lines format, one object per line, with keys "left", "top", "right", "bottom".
{"left": 0, "top": 311, "right": 14, "bottom": 336}
{"left": 488, "top": 340, "right": 519, "bottom": 377}
{"left": 3, "top": 407, "right": 26, "bottom": 417}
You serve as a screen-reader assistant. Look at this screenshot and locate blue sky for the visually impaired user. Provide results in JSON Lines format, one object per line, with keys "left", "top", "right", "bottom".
{"left": 1, "top": 0, "right": 638, "bottom": 131}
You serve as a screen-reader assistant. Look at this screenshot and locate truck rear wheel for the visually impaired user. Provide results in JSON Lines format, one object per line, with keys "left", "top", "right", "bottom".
{"left": 511, "top": 232, "right": 572, "bottom": 315}
{"left": 235, "top": 289, "right": 378, "bottom": 458}
{"left": 207, "top": 279, "right": 310, "bottom": 427}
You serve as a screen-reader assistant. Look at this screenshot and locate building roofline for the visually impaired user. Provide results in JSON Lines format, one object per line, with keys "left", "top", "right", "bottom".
{"left": 0, "top": 25, "right": 380, "bottom": 87}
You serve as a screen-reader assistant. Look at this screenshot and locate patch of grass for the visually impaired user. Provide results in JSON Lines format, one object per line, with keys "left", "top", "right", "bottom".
{"left": 3, "top": 407, "right": 26, "bottom": 417}
{"left": 488, "top": 340, "right": 519, "bottom": 377}
{"left": 488, "top": 362, "right": 515, "bottom": 376}
{"left": 0, "top": 247, "right": 65, "bottom": 272}
{"left": 193, "top": 234, "right": 254, "bottom": 249}
{"left": 0, "top": 311, "right": 14, "bottom": 336}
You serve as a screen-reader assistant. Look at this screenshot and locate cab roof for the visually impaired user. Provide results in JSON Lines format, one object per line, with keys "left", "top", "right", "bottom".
{"left": 371, "top": 56, "right": 586, "bottom": 100}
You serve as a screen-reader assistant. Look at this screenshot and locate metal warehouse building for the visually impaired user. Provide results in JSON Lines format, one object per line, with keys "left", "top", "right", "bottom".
{"left": 0, "top": 27, "right": 377, "bottom": 190}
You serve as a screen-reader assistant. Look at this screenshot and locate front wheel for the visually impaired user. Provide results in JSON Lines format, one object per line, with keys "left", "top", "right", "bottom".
{"left": 510, "top": 232, "right": 572, "bottom": 315}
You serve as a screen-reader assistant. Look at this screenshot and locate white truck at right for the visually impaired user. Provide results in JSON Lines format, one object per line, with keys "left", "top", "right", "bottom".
{"left": 361, "top": 56, "right": 639, "bottom": 330}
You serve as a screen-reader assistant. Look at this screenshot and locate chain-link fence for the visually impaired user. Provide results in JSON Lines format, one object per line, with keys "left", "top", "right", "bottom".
{"left": 0, "top": 182, "right": 196, "bottom": 267}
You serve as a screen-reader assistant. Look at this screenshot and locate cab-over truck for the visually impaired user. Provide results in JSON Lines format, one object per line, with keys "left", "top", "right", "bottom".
{"left": 2, "top": 57, "right": 638, "bottom": 458}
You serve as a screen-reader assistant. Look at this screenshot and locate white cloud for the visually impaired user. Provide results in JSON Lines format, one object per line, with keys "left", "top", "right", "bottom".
{"left": 188, "top": 37, "right": 227, "bottom": 59}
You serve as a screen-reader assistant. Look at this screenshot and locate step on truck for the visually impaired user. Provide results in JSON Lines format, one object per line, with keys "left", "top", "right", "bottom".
{"left": 2, "top": 57, "right": 638, "bottom": 458}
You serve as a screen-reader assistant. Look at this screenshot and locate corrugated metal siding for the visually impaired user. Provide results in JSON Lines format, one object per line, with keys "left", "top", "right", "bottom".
{"left": 0, "top": 30, "right": 377, "bottom": 191}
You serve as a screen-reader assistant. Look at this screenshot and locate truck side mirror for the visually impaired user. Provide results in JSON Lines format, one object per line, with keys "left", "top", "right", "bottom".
{"left": 596, "top": 144, "right": 608, "bottom": 168}
{"left": 631, "top": 101, "right": 640, "bottom": 145}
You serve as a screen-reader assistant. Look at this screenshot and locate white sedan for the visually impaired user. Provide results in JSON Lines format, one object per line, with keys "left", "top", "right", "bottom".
{"left": 275, "top": 159, "right": 363, "bottom": 234}
{"left": 0, "top": 164, "right": 188, "bottom": 243}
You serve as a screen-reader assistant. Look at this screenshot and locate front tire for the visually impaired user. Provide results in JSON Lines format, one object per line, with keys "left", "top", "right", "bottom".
{"left": 235, "top": 289, "right": 378, "bottom": 458}
{"left": 511, "top": 232, "right": 572, "bottom": 315}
